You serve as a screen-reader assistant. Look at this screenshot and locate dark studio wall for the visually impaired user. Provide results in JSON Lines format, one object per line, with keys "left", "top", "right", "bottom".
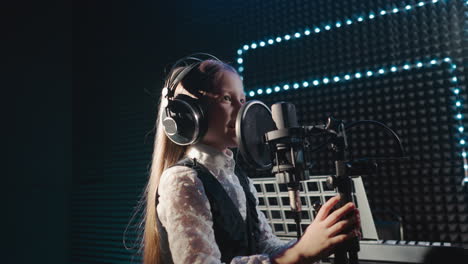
{"left": 237, "top": 0, "right": 468, "bottom": 247}
{"left": 237, "top": 0, "right": 468, "bottom": 246}
{"left": 71, "top": 0, "right": 467, "bottom": 263}
{"left": 5, "top": 1, "right": 72, "bottom": 264}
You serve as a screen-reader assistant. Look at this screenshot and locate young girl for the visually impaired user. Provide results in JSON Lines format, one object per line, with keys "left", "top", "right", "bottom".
{"left": 142, "top": 54, "right": 361, "bottom": 264}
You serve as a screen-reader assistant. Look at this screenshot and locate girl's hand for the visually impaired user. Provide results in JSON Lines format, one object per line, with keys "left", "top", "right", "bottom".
{"left": 295, "top": 195, "right": 361, "bottom": 263}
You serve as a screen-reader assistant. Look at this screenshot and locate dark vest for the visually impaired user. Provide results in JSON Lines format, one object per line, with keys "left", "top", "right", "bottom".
{"left": 156, "top": 157, "right": 261, "bottom": 263}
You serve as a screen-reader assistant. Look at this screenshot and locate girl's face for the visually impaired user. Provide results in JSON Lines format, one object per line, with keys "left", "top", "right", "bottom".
{"left": 200, "top": 71, "right": 246, "bottom": 152}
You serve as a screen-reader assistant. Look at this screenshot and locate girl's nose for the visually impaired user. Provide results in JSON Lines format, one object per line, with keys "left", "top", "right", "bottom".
{"left": 232, "top": 100, "right": 243, "bottom": 118}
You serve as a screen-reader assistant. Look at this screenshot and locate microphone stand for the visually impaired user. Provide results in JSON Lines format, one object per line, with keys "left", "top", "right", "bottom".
{"left": 264, "top": 102, "right": 361, "bottom": 261}
{"left": 326, "top": 120, "right": 360, "bottom": 264}
{"left": 237, "top": 100, "right": 403, "bottom": 264}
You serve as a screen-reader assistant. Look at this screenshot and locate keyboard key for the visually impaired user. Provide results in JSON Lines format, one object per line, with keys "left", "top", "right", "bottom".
{"left": 417, "top": 241, "right": 430, "bottom": 246}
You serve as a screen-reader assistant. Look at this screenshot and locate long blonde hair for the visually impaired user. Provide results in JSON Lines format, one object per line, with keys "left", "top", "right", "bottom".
{"left": 141, "top": 58, "right": 237, "bottom": 264}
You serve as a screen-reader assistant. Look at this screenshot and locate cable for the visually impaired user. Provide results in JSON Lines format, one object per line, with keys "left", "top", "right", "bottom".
{"left": 344, "top": 120, "right": 406, "bottom": 157}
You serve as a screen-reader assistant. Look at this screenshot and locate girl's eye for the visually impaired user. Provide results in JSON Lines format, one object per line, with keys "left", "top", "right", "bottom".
{"left": 223, "top": 95, "right": 232, "bottom": 101}
{"left": 240, "top": 98, "right": 246, "bottom": 104}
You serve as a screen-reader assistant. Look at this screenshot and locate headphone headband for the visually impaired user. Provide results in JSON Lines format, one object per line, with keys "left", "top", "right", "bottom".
{"left": 166, "top": 61, "right": 202, "bottom": 99}
{"left": 165, "top": 53, "right": 221, "bottom": 100}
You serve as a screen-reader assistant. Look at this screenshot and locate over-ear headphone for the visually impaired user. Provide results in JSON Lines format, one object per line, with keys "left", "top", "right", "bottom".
{"left": 161, "top": 53, "right": 221, "bottom": 145}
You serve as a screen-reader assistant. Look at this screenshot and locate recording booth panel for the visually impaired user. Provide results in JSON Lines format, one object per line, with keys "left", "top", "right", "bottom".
{"left": 252, "top": 176, "right": 465, "bottom": 264}
{"left": 252, "top": 176, "right": 378, "bottom": 239}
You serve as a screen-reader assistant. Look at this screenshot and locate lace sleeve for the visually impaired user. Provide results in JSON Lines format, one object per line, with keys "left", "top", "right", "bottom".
{"left": 246, "top": 177, "right": 298, "bottom": 255}
{"left": 157, "top": 166, "right": 279, "bottom": 264}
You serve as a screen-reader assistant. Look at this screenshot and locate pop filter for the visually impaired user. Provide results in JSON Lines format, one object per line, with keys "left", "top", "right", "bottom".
{"left": 235, "top": 100, "right": 276, "bottom": 170}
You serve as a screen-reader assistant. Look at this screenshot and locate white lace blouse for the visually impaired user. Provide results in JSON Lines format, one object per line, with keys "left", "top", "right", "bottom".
{"left": 157, "top": 143, "right": 296, "bottom": 264}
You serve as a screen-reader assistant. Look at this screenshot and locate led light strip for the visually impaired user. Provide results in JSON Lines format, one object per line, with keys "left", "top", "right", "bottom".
{"left": 235, "top": 0, "right": 467, "bottom": 185}
{"left": 245, "top": 58, "right": 465, "bottom": 181}
{"left": 463, "top": 0, "right": 468, "bottom": 185}
{"left": 236, "top": 0, "right": 447, "bottom": 76}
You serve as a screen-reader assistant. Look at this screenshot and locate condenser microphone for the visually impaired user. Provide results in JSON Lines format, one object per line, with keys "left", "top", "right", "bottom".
{"left": 235, "top": 100, "right": 311, "bottom": 238}
{"left": 270, "top": 102, "right": 309, "bottom": 213}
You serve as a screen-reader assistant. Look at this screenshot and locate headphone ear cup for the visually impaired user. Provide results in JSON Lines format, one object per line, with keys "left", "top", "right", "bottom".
{"left": 162, "top": 94, "right": 208, "bottom": 145}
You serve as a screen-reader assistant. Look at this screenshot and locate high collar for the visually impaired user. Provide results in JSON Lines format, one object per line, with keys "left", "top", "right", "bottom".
{"left": 186, "top": 143, "right": 236, "bottom": 178}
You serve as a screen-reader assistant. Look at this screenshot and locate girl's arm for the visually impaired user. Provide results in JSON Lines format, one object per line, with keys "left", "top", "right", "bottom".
{"left": 246, "top": 178, "right": 298, "bottom": 255}
{"left": 158, "top": 166, "right": 277, "bottom": 264}
{"left": 247, "top": 178, "right": 360, "bottom": 264}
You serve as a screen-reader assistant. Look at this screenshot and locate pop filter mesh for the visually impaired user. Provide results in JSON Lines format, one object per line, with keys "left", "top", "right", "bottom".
{"left": 237, "top": 101, "right": 276, "bottom": 170}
